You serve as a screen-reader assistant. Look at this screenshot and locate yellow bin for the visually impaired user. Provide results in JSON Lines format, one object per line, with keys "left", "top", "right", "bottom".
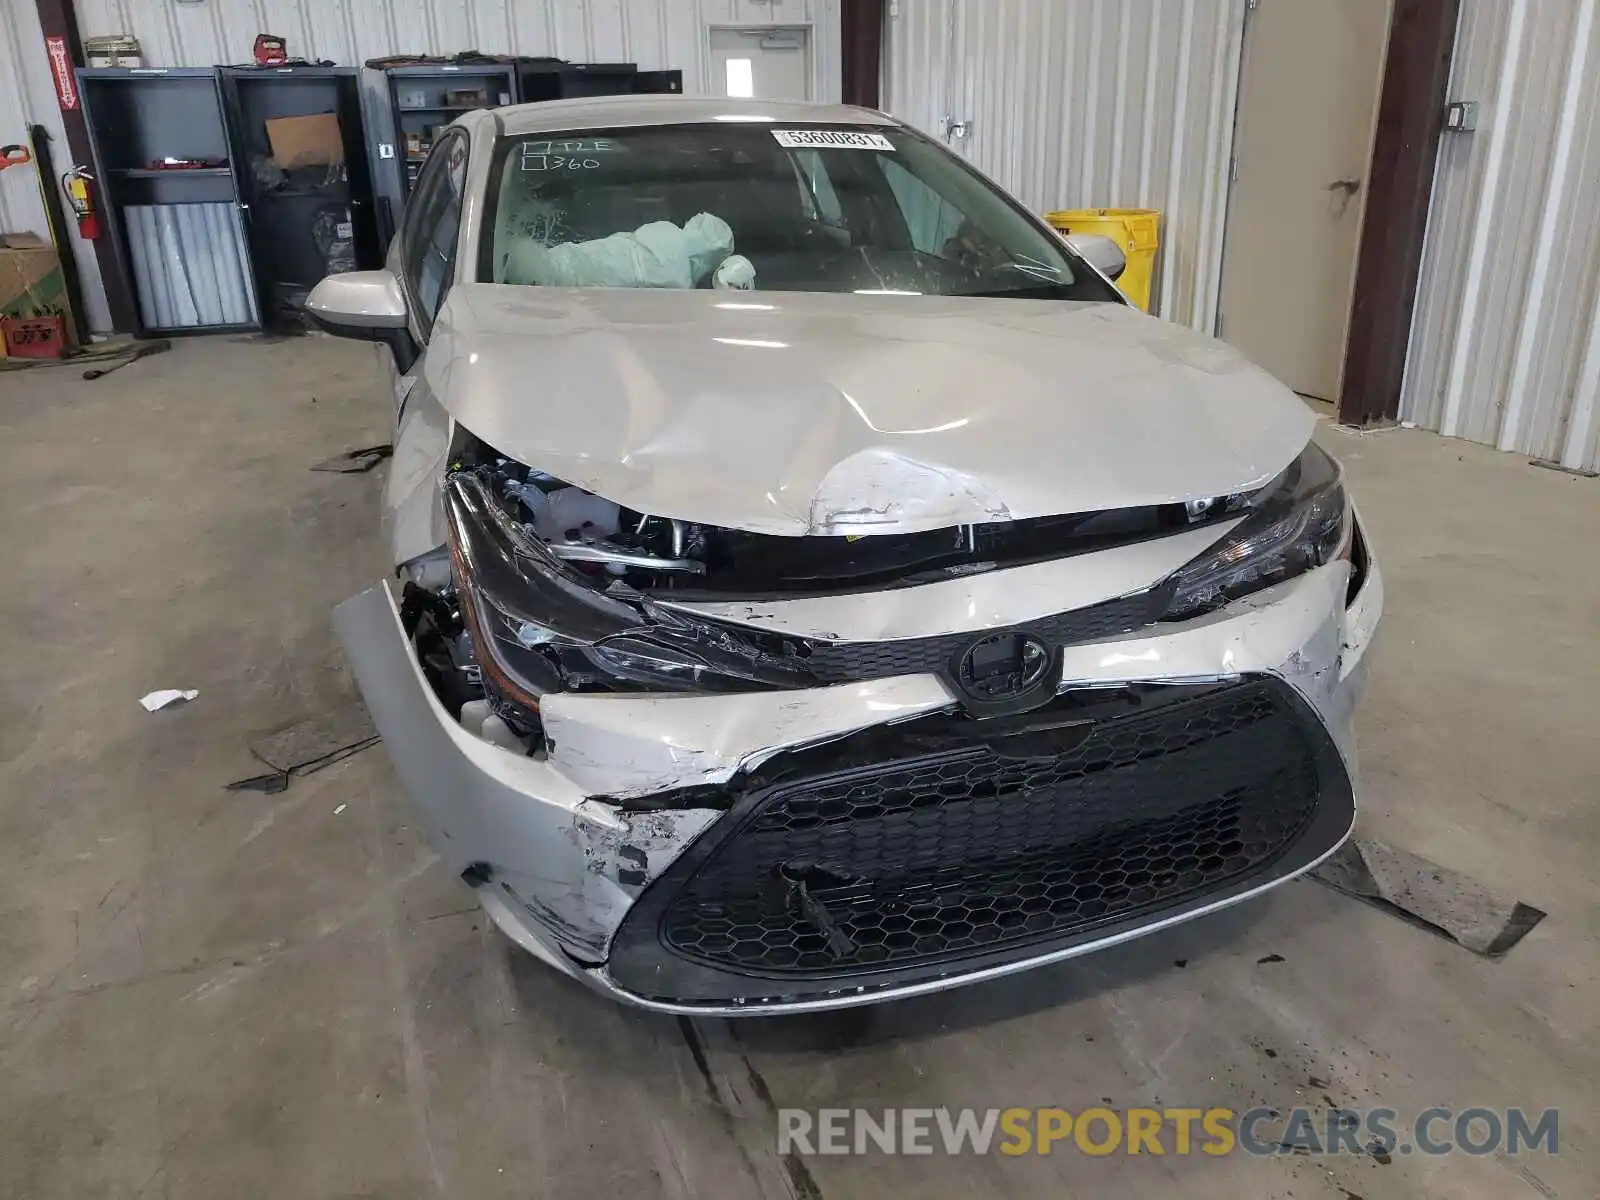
{"left": 1044, "top": 208, "right": 1161, "bottom": 312}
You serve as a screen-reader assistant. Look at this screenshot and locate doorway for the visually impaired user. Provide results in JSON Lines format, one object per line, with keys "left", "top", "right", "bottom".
{"left": 708, "top": 27, "right": 813, "bottom": 103}
{"left": 1218, "top": 0, "right": 1393, "bottom": 401}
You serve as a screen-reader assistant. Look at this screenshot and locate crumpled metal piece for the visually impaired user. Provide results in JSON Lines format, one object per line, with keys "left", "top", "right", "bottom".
{"left": 1311, "top": 837, "right": 1546, "bottom": 957}
{"left": 311, "top": 443, "right": 393, "bottom": 474}
{"left": 226, "top": 702, "right": 380, "bottom": 793}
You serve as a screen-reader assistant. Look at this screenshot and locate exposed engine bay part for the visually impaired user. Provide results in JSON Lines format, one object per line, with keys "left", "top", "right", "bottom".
{"left": 547, "top": 540, "right": 706, "bottom": 574}
{"left": 400, "top": 547, "right": 452, "bottom": 592}
{"left": 502, "top": 476, "right": 705, "bottom": 576}
{"left": 396, "top": 579, "right": 487, "bottom": 718}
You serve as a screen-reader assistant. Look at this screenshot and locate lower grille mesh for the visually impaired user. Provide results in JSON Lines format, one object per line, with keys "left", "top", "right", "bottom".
{"left": 657, "top": 682, "right": 1323, "bottom": 977}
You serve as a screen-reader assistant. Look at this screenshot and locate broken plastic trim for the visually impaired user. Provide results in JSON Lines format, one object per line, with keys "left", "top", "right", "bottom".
{"left": 453, "top": 429, "right": 1244, "bottom": 600}
{"left": 605, "top": 685, "right": 1168, "bottom": 813}
{"left": 445, "top": 472, "right": 815, "bottom": 707}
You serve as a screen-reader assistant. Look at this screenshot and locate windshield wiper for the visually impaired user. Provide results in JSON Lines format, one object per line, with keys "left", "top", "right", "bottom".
{"left": 1002, "top": 256, "right": 1064, "bottom": 284}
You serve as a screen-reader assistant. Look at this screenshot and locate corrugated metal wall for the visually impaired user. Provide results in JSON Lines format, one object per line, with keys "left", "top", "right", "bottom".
{"left": 1402, "top": 0, "right": 1600, "bottom": 471}
{"left": 65, "top": 0, "right": 840, "bottom": 98}
{"left": 1, "top": 0, "right": 840, "bottom": 332}
{"left": 883, "top": 0, "right": 1247, "bottom": 332}
{"left": 0, "top": 4, "right": 41, "bottom": 240}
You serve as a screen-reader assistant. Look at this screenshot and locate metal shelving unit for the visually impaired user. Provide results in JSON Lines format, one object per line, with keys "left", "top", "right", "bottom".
{"left": 77, "top": 67, "right": 260, "bottom": 336}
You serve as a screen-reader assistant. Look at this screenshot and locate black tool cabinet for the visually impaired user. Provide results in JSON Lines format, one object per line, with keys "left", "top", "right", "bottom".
{"left": 363, "top": 63, "right": 520, "bottom": 245}
{"left": 77, "top": 67, "right": 261, "bottom": 335}
{"left": 517, "top": 60, "right": 683, "bottom": 102}
{"left": 218, "top": 66, "right": 382, "bottom": 329}
{"left": 79, "top": 58, "right": 686, "bottom": 334}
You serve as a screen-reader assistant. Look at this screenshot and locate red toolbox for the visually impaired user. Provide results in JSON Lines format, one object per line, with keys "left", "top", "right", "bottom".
{"left": 1, "top": 315, "right": 67, "bottom": 358}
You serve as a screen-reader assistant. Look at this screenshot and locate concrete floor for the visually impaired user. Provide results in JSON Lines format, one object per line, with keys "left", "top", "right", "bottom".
{"left": 1, "top": 336, "right": 1596, "bottom": 1199}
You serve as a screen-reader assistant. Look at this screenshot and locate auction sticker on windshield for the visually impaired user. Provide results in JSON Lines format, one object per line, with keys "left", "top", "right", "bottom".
{"left": 772, "top": 129, "right": 894, "bottom": 150}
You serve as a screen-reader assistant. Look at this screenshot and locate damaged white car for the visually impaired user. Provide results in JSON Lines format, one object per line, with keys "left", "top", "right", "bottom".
{"left": 309, "top": 96, "right": 1382, "bottom": 1014}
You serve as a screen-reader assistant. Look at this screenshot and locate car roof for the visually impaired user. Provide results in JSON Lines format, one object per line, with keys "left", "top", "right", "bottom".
{"left": 478, "top": 94, "right": 900, "bottom": 137}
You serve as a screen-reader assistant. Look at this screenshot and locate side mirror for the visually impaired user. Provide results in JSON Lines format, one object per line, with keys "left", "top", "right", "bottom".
{"left": 1064, "top": 233, "right": 1127, "bottom": 282}
{"left": 307, "top": 271, "right": 417, "bottom": 371}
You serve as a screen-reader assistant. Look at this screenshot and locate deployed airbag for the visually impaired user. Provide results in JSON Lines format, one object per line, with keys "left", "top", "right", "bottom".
{"left": 503, "top": 212, "right": 734, "bottom": 289}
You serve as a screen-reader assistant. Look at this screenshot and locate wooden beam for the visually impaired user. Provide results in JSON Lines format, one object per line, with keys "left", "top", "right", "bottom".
{"left": 32, "top": 0, "right": 140, "bottom": 332}
{"left": 1338, "top": 0, "right": 1462, "bottom": 426}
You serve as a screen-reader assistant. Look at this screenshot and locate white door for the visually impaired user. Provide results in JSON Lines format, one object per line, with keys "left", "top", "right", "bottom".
{"left": 709, "top": 27, "right": 812, "bottom": 102}
{"left": 1218, "top": 0, "right": 1393, "bottom": 400}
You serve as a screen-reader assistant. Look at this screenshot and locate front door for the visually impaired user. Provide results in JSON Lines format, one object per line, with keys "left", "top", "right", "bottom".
{"left": 1218, "top": 0, "right": 1393, "bottom": 400}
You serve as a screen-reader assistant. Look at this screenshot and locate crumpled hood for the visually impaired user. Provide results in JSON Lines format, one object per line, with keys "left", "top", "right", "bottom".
{"left": 427, "top": 285, "right": 1315, "bottom": 536}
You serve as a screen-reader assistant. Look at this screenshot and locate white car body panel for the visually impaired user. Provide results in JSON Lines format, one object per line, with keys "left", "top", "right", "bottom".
{"left": 423, "top": 285, "right": 1314, "bottom": 535}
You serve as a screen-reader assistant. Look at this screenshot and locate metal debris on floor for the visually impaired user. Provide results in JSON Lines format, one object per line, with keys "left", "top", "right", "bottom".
{"left": 1311, "top": 837, "right": 1547, "bottom": 957}
{"left": 0, "top": 335, "right": 171, "bottom": 375}
{"left": 82, "top": 338, "right": 171, "bottom": 380}
{"left": 1529, "top": 458, "right": 1600, "bottom": 479}
{"left": 310, "top": 443, "right": 393, "bottom": 474}
{"left": 226, "top": 700, "right": 379, "bottom": 794}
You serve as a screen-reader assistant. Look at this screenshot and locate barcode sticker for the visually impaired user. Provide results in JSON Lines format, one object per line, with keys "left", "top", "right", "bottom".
{"left": 772, "top": 129, "right": 894, "bottom": 151}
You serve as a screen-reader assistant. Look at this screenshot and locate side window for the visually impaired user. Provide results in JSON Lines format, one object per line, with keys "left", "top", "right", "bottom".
{"left": 878, "top": 157, "right": 966, "bottom": 255}
{"left": 401, "top": 134, "right": 468, "bottom": 336}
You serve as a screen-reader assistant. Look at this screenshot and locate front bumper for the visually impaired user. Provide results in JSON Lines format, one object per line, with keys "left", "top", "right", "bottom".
{"left": 334, "top": 548, "right": 1382, "bottom": 1015}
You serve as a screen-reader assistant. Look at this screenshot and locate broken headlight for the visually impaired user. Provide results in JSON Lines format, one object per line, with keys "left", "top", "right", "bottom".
{"left": 444, "top": 471, "right": 810, "bottom": 719}
{"left": 1161, "top": 443, "right": 1350, "bottom": 622}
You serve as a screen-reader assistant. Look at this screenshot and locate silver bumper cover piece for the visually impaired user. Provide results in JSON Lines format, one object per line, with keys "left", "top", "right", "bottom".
{"left": 335, "top": 550, "right": 1382, "bottom": 1015}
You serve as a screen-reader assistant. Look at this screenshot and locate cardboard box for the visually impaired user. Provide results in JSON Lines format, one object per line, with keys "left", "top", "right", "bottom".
{"left": 265, "top": 112, "right": 345, "bottom": 170}
{"left": 445, "top": 89, "right": 488, "bottom": 107}
{"left": 0, "top": 233, "right": 75, "bottom": 353}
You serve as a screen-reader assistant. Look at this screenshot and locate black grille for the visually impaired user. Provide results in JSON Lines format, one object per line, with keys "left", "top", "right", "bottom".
{"left": 800, "top": 590, "right": 1161, "bottom": 684}
{"left": 608, "top": 679, "right": 1350, "bottom": 1003}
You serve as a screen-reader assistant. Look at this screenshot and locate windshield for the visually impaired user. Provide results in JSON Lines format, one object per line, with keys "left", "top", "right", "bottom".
{"left": 479, "top": 122, "right": 1121, "bottom": 302}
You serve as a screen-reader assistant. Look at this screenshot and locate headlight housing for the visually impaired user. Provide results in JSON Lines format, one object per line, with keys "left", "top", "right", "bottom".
{"left": 444, "top": 471, "right": 810, "bottom": 723}
{"left": 1161, "top": 442, "right": 1351, "bottom": 622}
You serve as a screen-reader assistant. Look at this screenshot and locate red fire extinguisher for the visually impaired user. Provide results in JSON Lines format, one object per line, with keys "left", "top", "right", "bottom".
{"left": 62, "top": 166, "right": 100, "bottom": 240}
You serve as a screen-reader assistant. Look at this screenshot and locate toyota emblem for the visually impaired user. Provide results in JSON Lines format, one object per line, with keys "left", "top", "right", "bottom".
{"left": 952, "top": 632, "right": 1058, "bottom": 716}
